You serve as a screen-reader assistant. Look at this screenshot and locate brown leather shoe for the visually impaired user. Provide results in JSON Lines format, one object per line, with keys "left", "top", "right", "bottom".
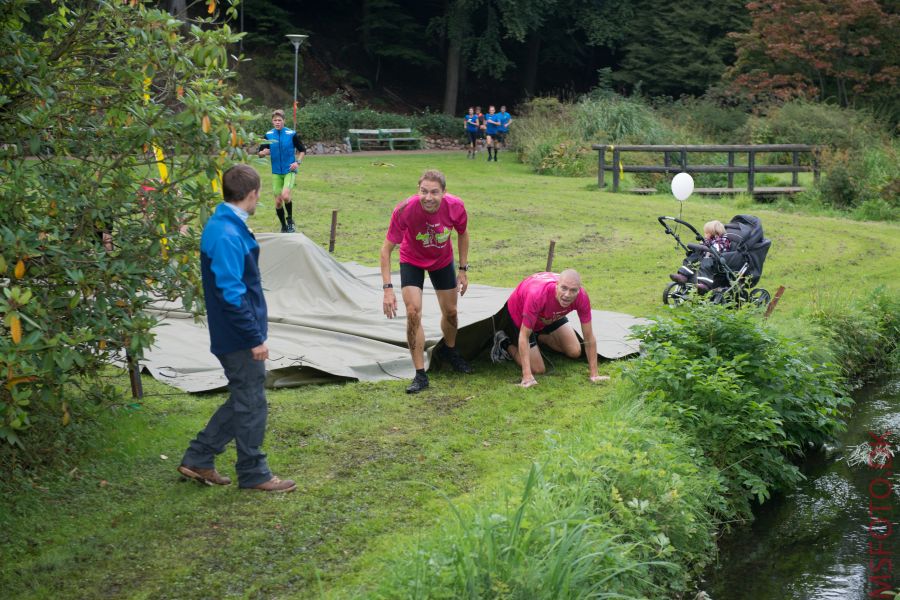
{"left": 177, "top": 464, "right": 232, "bottom": 486}
{"left": 249, "top": 476, "right": 296, "bottom": 493}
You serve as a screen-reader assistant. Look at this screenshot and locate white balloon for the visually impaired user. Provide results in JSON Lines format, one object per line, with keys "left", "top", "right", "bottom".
{"left": 671, "top": 172, "right": 694, "bottom": 201}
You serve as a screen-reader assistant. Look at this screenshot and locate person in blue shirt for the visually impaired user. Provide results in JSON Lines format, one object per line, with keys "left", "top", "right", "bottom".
{"left": 178, "top": 164, "right": 296, "bottom": 493}
{"left": 258, "top": 109, "right": 306, "bottom": 233}
{"left": 497, "top": 105, "right": 512, "bottom": 152}
{"left": 464, "top": 106, "right": 479, "bottom": 159}
{"left": 475, "top": 106, "right": 486, "bottom": 152}
{"left": 484, "top": 105, "right": 502, "bottom": 162}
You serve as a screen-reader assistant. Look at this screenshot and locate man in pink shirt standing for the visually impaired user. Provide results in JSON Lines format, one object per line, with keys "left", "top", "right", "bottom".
{"left": 491, "top": 270, "right": 608, "bottom": 388}
{"left": 380, "top": 169, "right": 472, "bottom": 394}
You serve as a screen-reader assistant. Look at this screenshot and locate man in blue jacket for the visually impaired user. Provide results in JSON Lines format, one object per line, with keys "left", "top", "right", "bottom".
{"left": 178, "top": 164, "right": 295, "bottom": 493}
{"left": 258, "top": 109, "right": 306, "bottom": 233}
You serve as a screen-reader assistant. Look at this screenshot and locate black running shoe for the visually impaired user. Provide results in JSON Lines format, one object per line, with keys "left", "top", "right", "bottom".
{"left": 406, "top": 372, "right": 429, "bottom": 394}
{"left": 439, "top": 346, "right": 473, "bottom": 374}
{"left": 286, "top": 219, "right": 295, "bottom": 233}
{"left": 490, "top": 331, "right": 511, "bottom": 363}
{"left": 280, "top": 224, "right": 288, "bottom": 233}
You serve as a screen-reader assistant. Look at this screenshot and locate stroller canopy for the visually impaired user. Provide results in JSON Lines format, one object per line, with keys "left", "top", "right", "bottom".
{"left": 724, "top": 214, "right": 770, "bottom": 282}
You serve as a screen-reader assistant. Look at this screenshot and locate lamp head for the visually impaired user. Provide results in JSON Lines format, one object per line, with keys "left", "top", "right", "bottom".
{"left": 286, "top": 34, "right": 308, "bottom": 51}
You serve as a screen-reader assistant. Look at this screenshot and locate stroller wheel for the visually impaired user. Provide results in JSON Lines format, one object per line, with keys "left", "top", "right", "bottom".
{"left": 749, "top": 288, "right": 771, "bottom": 307}
{"left": 663, "top": 282, "right": 689, "bottom": 306}
{"left": 709, "top": 290, "right": 728, "bottom": 305}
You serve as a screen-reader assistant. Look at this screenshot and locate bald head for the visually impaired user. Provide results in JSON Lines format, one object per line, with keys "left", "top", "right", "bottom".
{"left": 556, "top": 269, "right": 582, "bottom": 307}
{"left": 559, "top": 269, "right": 581, "bottom": 287}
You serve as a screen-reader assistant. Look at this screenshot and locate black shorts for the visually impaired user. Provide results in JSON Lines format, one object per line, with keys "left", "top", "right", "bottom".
{"left": 467, "top": 131, "right": 478, "bottom": 144}
{"left": 400, "top": 261, "right": 457, "bottom": 291}
{"left": 495, "top": 132, "right": 506, "bottom": 143}
{"left": 479, "top": 129, "right": 486, "bottom": 139}
{"left": 502, "top": 303, "right": 569, "bottom": 347}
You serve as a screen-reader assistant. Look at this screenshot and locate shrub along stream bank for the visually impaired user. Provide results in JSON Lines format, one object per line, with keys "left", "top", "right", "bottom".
{"left": 355, "top": 291, "right": 898, "bottom": 599}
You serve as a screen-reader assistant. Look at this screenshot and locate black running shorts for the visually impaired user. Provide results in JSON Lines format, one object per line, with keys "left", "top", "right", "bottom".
{"left": 400, "top": 261, "right": 457, "bottom": 291}
{"left": 504, "top": 303, "right": 569, "bottom": 347}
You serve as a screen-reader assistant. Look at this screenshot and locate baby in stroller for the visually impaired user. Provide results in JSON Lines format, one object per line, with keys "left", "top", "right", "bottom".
{"left": 660, "top": 214, "right": 772, "bottom": 307}
{"left": 669, "top": 220, "right": 730, "bottom": 289}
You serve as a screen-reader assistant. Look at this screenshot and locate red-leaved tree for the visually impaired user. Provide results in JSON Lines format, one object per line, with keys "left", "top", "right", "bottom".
{"left": 724, "top": 0, "right": 899, "bottom": 109}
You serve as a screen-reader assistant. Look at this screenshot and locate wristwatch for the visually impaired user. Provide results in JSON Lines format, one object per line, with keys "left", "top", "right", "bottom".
{"left": 459, "top": 264, "right": 470, "bottom": 272}
{"left": 383, "top": 283, "right": 393, "bottom": 289}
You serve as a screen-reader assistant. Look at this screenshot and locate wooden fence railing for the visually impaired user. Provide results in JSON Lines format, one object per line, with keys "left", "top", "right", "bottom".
{"left": 591, "top": 144, "right": 821, "bottom": 195}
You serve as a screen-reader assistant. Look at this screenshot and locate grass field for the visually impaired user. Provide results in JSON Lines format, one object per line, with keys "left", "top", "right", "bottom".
{"left": 2, "top": 151, "right": 898, "bottom": 598}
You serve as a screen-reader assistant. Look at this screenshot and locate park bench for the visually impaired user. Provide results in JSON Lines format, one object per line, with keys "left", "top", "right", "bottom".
{"left": 347, "top": 128, "right": 422, "bottom": 151}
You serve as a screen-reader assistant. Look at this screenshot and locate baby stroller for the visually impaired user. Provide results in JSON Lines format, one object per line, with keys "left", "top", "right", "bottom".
{"left": 659, "top": 214, "right": 772, "bottom": 307}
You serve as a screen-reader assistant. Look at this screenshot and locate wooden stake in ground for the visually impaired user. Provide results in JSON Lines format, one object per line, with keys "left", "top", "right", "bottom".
{"left": 764, "top": 285, "right": 786, "bottom": 319}
{"left": 329, "top": 209, "right": 338, "bottom": 253}
{"left": 546, "top": 240, "right": 556, "bottom": 272}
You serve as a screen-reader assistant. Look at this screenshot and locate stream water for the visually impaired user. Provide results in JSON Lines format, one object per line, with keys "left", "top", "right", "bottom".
{"left": 704, "top": 379, "right": 900, "bottom": 599}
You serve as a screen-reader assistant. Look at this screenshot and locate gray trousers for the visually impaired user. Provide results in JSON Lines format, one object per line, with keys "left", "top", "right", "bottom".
{"left": 181, "top": 348, "right": 272, "bottom": 488}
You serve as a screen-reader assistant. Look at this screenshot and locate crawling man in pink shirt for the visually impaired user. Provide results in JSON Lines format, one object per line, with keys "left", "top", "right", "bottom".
{"left": 380, "top": 169, "right": 472, "bottom": 394}
{"left": 491, "top": 270, "right": 608, "bottom": 388}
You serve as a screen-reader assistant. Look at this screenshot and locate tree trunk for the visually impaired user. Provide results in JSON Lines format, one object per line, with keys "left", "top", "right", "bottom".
{"left": 523, "top": 34, "right": 541, "bottom": 97}
{"left": 442, "top": 36, "right": 462, "bottom": 115}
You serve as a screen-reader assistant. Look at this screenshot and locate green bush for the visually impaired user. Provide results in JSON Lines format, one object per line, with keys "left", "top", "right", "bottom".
{"left": 0, "top": 1, "right": 246, "bottom": 449}
{"left": 744, "top": 101, "right": 881, "bottom": 151}
{"left": 626, "top": 304, "right": 850, "bottom": 518}
{"left": 536, "top": 141, "right": 593, "bottom": 176}
{"left": 820, "top": 159, "right": 859, "bottom": 209}
{"left": 248, "top": 96, "right": 464, "bottom": 143}
{"left": 411, "top": 110, "right": 464, "bottom": 139}
{"left": 667, "top": 97, "right": 749, "bottom": 143}
{"left": 815, "top": 142, "right": 899, "bottom": 214}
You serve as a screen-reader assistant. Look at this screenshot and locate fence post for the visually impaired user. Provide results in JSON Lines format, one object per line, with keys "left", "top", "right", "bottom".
{"left": 792, "top": 151, "right": 799, "bottom": 186}
{"left": 747, "top": 150, "right": 756, "bottom": 194}
{"left": 664, "top": 151, "right": 671, "bottom": 172}
{"left": 727, "top": 152, "right": 735, "bottom": 189}
{"left": 680, "top": 147, "right": 687, "bottom": 171}
{"left": 612, "top": 148, "right": 620, "bottom": 192}
{"left": 813, "top": 147, "right": 821, "bottom": 184}
{"left": 329, "top": 209, "right": 338, "bottom": 253}
{"left": 546, "top": 240, "right": 556, "bottom": 272}
{"left": 598, "top": 147, "right": 606, "bottom": 188}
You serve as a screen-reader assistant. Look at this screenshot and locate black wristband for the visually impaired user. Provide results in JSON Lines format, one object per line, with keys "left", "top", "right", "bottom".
{"left": 383, "top": 283, "right": 393, "bottom": 289}
{"left": 459, "top": 264, "right": 470, "bottom": 272}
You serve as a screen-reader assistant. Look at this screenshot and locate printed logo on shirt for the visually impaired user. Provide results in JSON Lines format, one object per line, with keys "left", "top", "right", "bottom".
{"left": 415, "top": 223, "right": 452, "bottom": 248}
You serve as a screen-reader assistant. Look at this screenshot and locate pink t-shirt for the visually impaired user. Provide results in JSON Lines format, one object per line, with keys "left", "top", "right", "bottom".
{"left": 506, "top": 272, "right": 592, "bottom": 332}
{"left": 386, "top": 194, "right": 468, "bottom": 270}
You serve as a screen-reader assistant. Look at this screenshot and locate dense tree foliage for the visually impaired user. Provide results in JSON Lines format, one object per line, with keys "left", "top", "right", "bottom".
{"left": 610, "top": 0, "right": 750, "bottom": 97}
{"left": 172, "top": 0, "right": 900, "bottom": 117}
{"left": 725, "top": 0, "right": 899, "bottom": 111}
{"left": 0, "top": 0, "right": 252, "bottom": 446}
